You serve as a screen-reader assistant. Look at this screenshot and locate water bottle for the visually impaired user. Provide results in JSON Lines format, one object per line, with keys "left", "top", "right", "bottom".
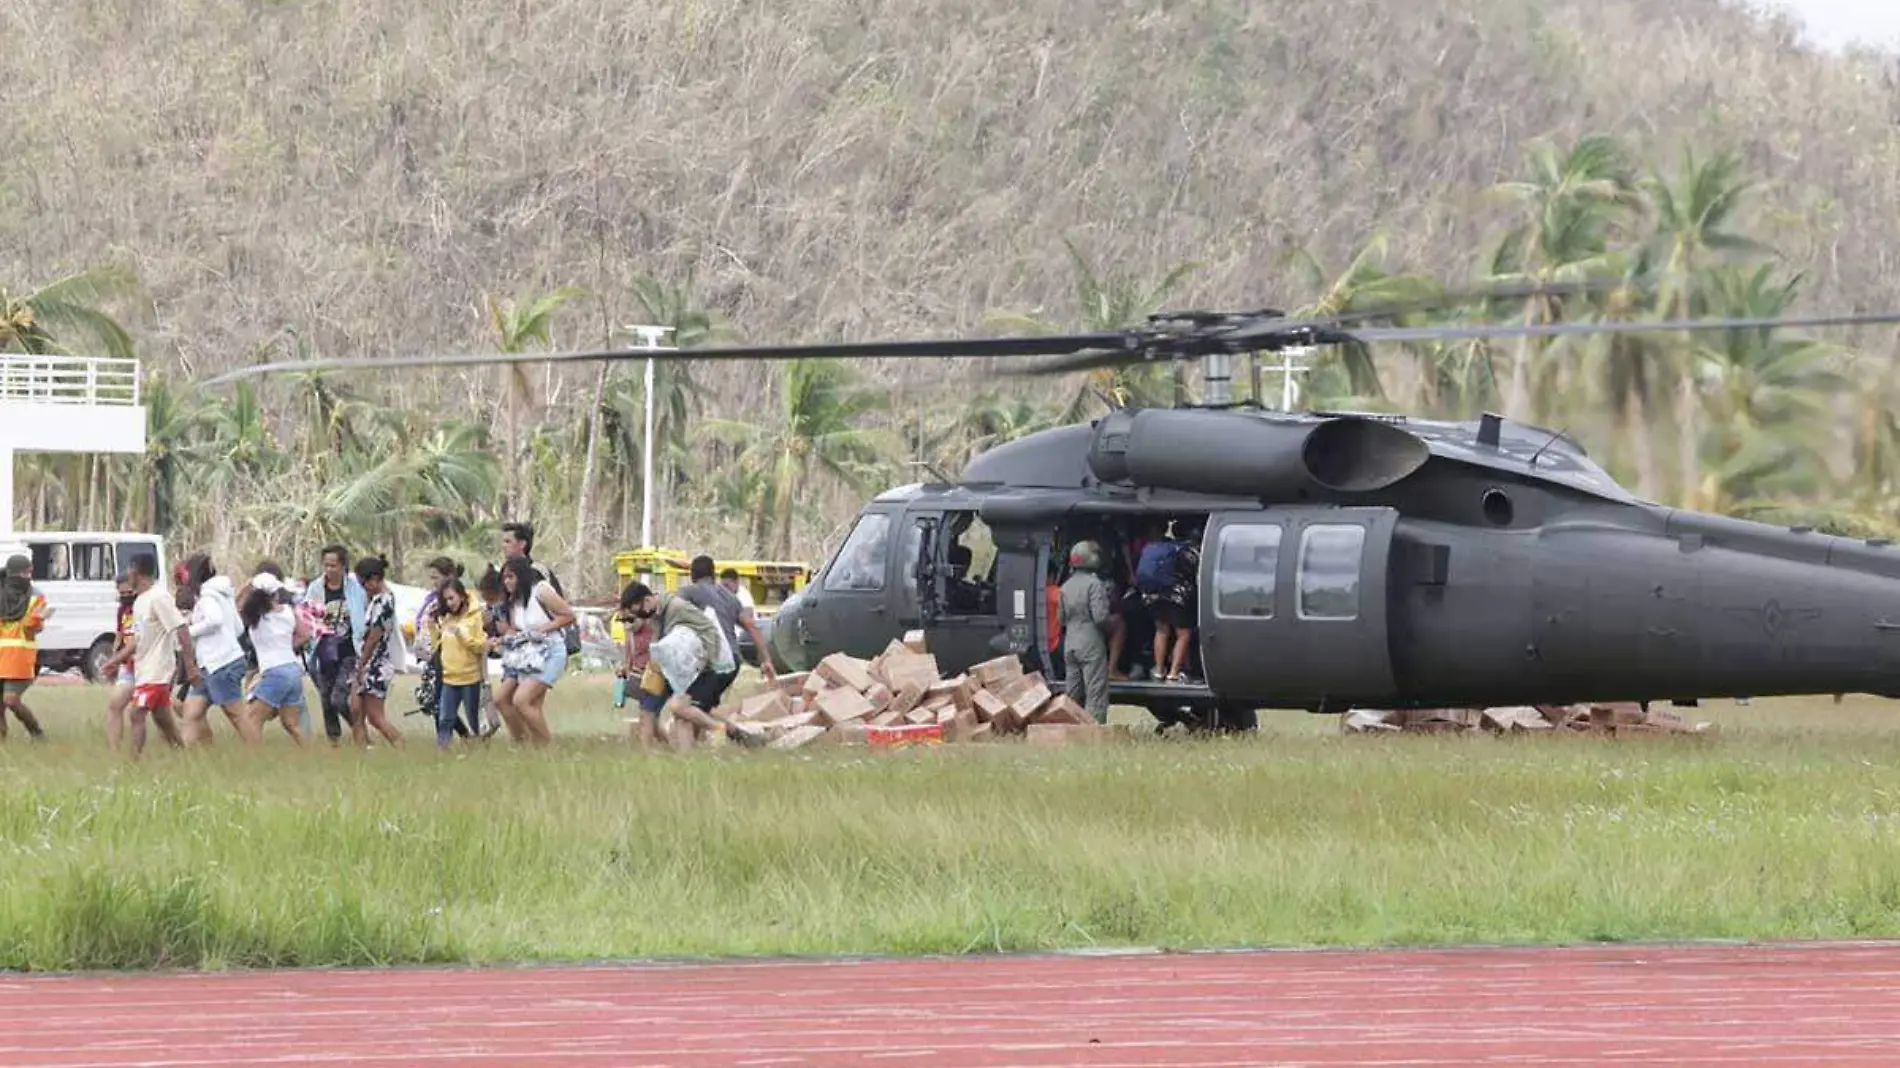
{"left": 613, "top": 674, "right": 628, "bottom": 709}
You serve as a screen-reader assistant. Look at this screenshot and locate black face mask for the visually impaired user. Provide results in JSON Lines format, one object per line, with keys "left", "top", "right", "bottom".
{"left": 635, "top": 604, "right": 657, "bottom": 619}
{"left": 118, "top": 593, "right": 135, "bottom": 607}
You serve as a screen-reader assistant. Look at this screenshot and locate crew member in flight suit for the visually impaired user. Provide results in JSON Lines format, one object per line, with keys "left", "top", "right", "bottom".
{"left": 1060, "top": 541, "right": 1113, "bottom": 725}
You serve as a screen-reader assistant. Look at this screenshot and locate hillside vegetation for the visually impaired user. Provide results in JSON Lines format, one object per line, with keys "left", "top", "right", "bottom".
{"left": 5, "top": 0, "right": 1900, "bottom": 588}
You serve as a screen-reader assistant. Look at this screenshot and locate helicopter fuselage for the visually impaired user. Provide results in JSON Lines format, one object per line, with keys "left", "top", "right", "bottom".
{"left": 767, "top": 407, "right": 1900, "bottom": 724}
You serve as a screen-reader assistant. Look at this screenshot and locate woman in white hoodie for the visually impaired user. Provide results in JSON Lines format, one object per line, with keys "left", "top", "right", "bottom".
{"left": 179, "top": 554, "right": 262, "bottom": 744}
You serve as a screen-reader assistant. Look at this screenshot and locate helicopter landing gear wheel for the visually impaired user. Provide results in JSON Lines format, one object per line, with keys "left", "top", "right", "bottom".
{"left": 1212, "top": 704, "right": 1258, "bottom": 733}
{"left": 1145, "top": 703, "right": 1197, "bottom": 735}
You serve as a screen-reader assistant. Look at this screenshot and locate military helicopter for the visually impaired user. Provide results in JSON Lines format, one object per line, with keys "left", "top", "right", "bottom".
{"left": 211, "top": 283, "right": 1900, "bottom": 731}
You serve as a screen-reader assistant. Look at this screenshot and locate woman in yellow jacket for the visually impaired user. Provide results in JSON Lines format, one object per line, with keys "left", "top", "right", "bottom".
{"left": 425, "top": 578, "right": 488, "bottom": 750}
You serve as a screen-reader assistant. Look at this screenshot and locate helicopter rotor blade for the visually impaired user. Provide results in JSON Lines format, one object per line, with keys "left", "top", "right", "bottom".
{"left": 200, "top": 331, "right": 1139, "bottom": 386}
{"left": 1000, "top": 346, "right": 1183, "bottom": 377}
{"left": 1006, "top": 278, "right": 1650, "bottom": 378}
{"left": 1001, "top": 303, "right": 1900, "bottom": 379}
{"left": 203, "top": 277, "right": 1646, "bottom": 387}
{"left": 1349, "top": 309, "right": 1900, "bottom": 345}
{"left": 1147, "top": 276, "right": 1643, "bottom": 333}
{"left": 1273, "top": 275, "right": 1643, "bottom": 330}
{"left": 198, "top": 284, "right": 1900, "bottom": 389}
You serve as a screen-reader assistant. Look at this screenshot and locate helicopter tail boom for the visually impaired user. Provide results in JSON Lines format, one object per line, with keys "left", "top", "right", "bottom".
{"left": 1358, "top": 514, "right": 1900, "bottom": 709}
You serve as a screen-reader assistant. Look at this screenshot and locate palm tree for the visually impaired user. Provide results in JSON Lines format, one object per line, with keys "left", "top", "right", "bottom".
{"left": 1484, "top": 134, "right": 1642, "bottom": 422}
{"left": 941, "top": 391, "right": 1061, "bottom": 471}
{"left": 985, "top": 237, "right": 1202, "bottom": 420}
{"left": 1642, "top": 145, "right": 1768, "bottom": 508}
{"left": 705, "top": 359, "right": 894, "bottom": 558}
{"left": 278, "top": 413, "right": 499, "bottom": 572}
{"left": 598, "top": 366, "right": 702, "bottom": 538}
{"left": 254, "top": 326, "right": 372, "bottom": 475}
{"left": 1693, "top": 264, "right": 1849, "bottom": 515}
{"left": 1849, "top": 354, "right": 1900, "bottom": 529}
{"left": 486, "top": 285, "right": 586, "bottom": 517}
{"left": 398, "top": 419, "right": 503, "bottom": 550}
{"left": 1282, "top": 234, "right": 1444, "bottom": 410}
{"left": 709, "top": 460, "right": 775, "bottom": 551}
{"left": 198, "top": 381, "right": 280, "bottom": 481}
{"left": 0, "top": 266, "right": 146, "bottom": 358}
{"left": 1567, "top": 254, "right": 1672, "bottom": 499}
{"left": 137, "top": 372, "right": 203, "bottom": 536}
{"left": 575, "top": 275, "right": 730, "bottom": 572}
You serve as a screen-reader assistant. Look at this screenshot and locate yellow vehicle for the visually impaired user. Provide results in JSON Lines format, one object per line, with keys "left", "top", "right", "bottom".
{"left": 608, "top": 548, "right": 811, "bottom": 664}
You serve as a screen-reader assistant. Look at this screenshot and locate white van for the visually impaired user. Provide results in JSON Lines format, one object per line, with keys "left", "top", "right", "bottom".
{"left": 0, "top": 532, "right": 167, "bottom": 681}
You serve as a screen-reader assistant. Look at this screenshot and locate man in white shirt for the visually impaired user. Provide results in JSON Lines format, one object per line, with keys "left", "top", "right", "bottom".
{"left": 717, "top": 567, "right": 776, "bottom": 682}
{"left": 127, "top": 552, "right": 201, "bottom": 759}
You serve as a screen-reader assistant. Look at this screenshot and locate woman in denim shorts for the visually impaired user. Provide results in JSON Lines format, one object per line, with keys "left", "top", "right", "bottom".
{"left": 491, "top": 555, "right": 575, "bottom": 745}
{"left": 238, "top": 573, "right": 312, "bottom": 744}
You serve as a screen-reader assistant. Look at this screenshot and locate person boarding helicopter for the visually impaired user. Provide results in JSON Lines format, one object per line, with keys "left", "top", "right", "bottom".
{"left": 1059, "top": 541, "right": 1114, "bottom": 725}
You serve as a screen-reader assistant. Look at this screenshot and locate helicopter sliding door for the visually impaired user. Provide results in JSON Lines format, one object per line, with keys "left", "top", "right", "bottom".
{"left": 921, "top": 509, "right": 1016, "bottom": 673}
{"left": 1199, "top": 507, "right": 1398, "bottom": 710}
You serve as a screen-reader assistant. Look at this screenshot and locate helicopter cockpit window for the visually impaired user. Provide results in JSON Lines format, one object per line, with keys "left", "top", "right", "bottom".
{"left": 824, "top": 512, "right": 892, "bottom": 592}
{"left": 942, "top": 511, "right": 997, "bottom": 615}
{"left": 1214, "top": 524, "right": 1282, "bottom": 618}
{"left": 1296, "top": 524, "right": 1365, "bottom": 621}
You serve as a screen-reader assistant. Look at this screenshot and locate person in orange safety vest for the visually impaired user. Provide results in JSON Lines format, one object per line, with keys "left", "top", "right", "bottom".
{"left": 0, "top": 554, "right": 49, "bottom": 741}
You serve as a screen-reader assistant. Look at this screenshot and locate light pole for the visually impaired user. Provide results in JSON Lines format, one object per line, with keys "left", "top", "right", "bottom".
{"left": 619, "top": 324, "right": 677, "bottom": 548}
{"left": 1274, "top": 346, "right": 1312, "bottom": 412}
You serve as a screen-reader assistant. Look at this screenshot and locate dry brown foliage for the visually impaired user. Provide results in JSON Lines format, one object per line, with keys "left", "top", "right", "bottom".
{"left": 7, "top": 0, "right": 1896, "bottom": 356}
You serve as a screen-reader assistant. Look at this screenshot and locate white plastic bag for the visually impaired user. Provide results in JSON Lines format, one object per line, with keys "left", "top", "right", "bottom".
{"left": 710, "top": 618, "right": 736, "bottom": 675}
{"left": 650, "top": 625, "right": 705, "bottom": 696}
{"left": 389, "top": 619, "right": 413, "bottom": 674}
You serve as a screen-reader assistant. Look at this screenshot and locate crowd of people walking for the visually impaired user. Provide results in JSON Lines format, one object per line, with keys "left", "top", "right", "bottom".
{"left": 0, "top": 520, "right": 778, "bottom": 758}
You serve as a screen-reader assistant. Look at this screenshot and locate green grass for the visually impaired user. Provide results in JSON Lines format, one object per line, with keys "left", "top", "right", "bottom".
{"left": 4, "top": 675, "right": 1900, "bottom": 972}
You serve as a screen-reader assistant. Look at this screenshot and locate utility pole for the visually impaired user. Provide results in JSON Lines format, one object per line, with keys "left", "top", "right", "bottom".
{"left": 1273, "top": 346, "right": 1313, "bottom": 412}
{"left": 618, "top": 324, "right": 677, "bottom": 548}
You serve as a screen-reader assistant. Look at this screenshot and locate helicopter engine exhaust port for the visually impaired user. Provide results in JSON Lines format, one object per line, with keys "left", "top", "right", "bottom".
{"left": 1086, "top": 409, "right": 1430, "bottom": 497}
{"left": 1301, "top": 418, "right": 1435, "bottom": 492}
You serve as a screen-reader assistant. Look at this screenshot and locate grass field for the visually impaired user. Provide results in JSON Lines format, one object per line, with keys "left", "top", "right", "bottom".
{"left": 3, "top": 672, "right": 1900, "bottom": 973}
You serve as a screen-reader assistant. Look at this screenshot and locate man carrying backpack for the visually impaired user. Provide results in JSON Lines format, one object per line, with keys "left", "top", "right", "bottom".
{"left": 1134, "top": 520, "right": 1200, "bottom": 683}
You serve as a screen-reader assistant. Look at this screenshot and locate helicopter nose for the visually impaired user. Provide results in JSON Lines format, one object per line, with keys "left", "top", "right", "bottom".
{"left": 768, "top": 592, "right": 814, "bottom": 674}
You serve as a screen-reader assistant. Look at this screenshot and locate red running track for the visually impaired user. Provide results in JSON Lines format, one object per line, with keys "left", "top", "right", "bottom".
{"left": 4, "top": 941, "right": 1900, "bottom": 1066}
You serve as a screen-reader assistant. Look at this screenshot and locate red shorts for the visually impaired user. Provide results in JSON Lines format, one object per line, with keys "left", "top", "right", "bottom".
{"left": 132, "top": 683, "right": 172, "bottom": 711}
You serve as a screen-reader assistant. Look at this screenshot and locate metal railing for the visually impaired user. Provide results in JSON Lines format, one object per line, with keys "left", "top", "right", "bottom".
{"left": 0, "top": 355, "right": 141, "bottom": 407}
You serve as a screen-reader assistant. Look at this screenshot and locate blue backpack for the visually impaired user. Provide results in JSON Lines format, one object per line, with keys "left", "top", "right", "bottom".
{"left": 1135, "top": 540, "right": 1182, "bottom": 594}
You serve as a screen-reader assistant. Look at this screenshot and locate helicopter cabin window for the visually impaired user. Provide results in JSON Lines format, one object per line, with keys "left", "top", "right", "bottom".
{"left": 941, "top": 511, "right": 998, "bottom": 615}
{"left": 823, "top": 512, "right": 892, "bottom": 592}
{"left": 1213, "top": 524, "right": 1282, "bottom": 618}
{"left": 1296, "top": 524, "right": 1365, "bottom": 621}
